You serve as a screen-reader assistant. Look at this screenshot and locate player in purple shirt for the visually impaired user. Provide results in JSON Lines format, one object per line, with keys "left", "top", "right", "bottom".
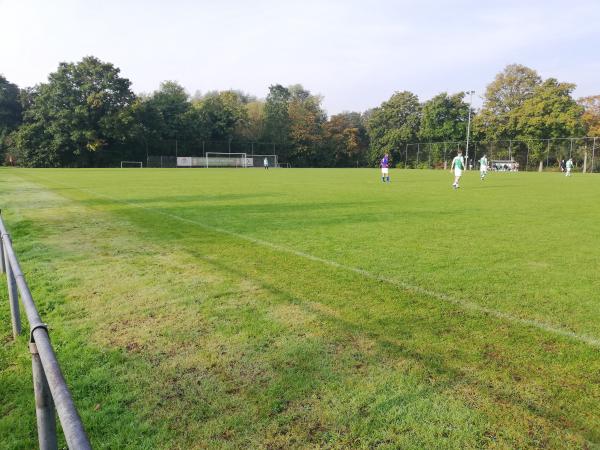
{"left": 380, "top": 154, "right": 390, "bottom": 183}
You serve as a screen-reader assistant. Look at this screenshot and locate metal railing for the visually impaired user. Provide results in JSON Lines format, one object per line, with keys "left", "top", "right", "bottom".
{"left": 0, "top": 211, "right": 91, "bottom": 450}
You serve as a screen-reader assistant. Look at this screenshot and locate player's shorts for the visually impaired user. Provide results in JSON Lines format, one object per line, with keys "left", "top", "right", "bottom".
{"left": 381, "top": 167, "right": 389, "bottom": 175}
{"left": 480, "top": 165, "right": 487, "bottom": 172}
{"left": 567, "top": 168, "right": 572, "bottom": 173}
{"left": 454, "top": 168, "right": 463, "bottom": 177}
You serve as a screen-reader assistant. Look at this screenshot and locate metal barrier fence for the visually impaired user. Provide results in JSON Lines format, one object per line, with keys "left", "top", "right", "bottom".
{"left": 399, "top": 137, "right": 598, "bottom": 172}
{"left": 0, "top": 212, "right": 91, "bottom": 450}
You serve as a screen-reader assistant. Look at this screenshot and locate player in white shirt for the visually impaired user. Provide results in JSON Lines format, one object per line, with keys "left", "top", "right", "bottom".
{"left": 450, "top": 150, "right": 465, "bottom": 189}
{"left": 479, "top": 155, "right": 488, "bottom": 180}
{"left": 566, "top": 158, "right": 573, "bottom": 176}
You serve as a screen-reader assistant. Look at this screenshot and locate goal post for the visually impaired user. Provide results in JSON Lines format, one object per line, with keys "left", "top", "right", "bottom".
{"left": 120, "top": 161, "right": 143, "bottom": 168}
{"left": 204, "top": 152, "right": 248, "bottom": 168}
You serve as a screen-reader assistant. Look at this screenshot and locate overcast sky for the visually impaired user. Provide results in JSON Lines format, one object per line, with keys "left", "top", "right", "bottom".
{"left": 1, "top": 0, "right": 599, "bottom": 114}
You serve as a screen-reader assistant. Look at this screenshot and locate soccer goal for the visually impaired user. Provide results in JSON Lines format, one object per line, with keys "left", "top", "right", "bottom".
{"left": 205, "top": 152, "right": 249, "bottom": 168}
{"left": 121, "top": 161, "right": 143, "bottom": 168}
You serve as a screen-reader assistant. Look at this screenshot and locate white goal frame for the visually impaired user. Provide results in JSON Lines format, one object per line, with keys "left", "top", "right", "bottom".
{"left": 205, "top": 152, "right": 248, "bottom": 168}
{"left": 120, "top": 161, "right": 143, "bottom": 168}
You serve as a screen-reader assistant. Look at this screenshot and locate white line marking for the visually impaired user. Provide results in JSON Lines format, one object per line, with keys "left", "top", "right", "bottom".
{"left": 21, "top": 173, "right": 600, "bottom": 349}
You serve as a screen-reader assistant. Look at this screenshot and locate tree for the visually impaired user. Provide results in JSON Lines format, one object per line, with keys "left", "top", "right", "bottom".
{"left": 14, "top": 56, "right": 135, "bottom": 166}
{"left": 514, "top": 78, "right": 584, "bottom": 163}
{"left": 476, "top": 64, "right": 541, "bottom": 140}
{"left": 286, "top": 85, "right": 326, "bottom": 165}
{"left": 578, "top": 95, "right": 600, "bottom": 137}
{"left": 419, "top": 92, "right": 470, "bottom": 142}
{"left": 323, "top": 112, "right": 369, "bottom": 166}
{"left": 196, "top": 90, "right": 248, "bottom": 141}
{"left": 146, "top": 81, "right": 191, "bottom": 140}
{"left": 366, "top": 91, "right": 421, "bottom": 165}
{"left": 0, "top": 75, "right": 22, "bottom": 131}
{"left": 0, "top": 75, "right": 23, "bottom": 163}
{"left": 515, "top": 79, "right": 584, "bottom": 139}
{"left": 263, "top": 84, "right": 291, "bottom": 146}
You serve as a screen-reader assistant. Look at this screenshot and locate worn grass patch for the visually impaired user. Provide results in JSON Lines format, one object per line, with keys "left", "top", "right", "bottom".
{"left": 1, "top": 168, "right": 599, "bottom": 449}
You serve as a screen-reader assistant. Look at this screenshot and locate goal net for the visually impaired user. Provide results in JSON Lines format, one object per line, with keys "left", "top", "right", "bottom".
{"left": 205, "top": 152, "right": 249, "bottom": 168}
{"left": 121, "top": 161, "right": 143, "bottom": 168}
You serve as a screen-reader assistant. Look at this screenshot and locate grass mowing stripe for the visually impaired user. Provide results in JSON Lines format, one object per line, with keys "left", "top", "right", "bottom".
{"left": 25, "top": 173, "right": 600, "bottom": 350}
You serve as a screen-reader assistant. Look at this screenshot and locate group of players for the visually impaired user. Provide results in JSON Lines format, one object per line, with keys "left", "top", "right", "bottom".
{"left": 379, "top": 152, "right": 575, "bottom": 189}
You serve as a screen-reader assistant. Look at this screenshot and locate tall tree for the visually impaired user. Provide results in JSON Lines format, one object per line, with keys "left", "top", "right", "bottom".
{"left": 514, "top": 78, "right": 584, "bottom": 163}
{"left": 0, "top": 75, "right": 22, "bottom": 131}
{"left": 196, "top": 90, "right": 249, "bottom": 141}
{"left": 0, "top": 75, "right": 23, "bottom": 163}
{"left": 323, "top": 112, "right": 369, "bottom": 167}
{"left": 419, "top": 92, "right": 470, "bottom": 142}
{"left": 578, "top": 95, "right": 600, "bottom": 137}
{"left": 14, "top": 56, "right": 135, "bottom": 166}
{"left": 476, "top": 64, "right": 541, "bottom": 140}
{"left": 263, "top": 84, "right": 291, "bottom": 146}
{"left": 286, "top": 84, "right": 326, "bottom": 165}
{"left": 366, "top": 91, "right": 421, "bottom": 165}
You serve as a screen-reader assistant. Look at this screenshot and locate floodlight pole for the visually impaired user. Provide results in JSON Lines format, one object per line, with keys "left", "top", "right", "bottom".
{"left": 465, "top": 91, "right": 474, "bottom": 169}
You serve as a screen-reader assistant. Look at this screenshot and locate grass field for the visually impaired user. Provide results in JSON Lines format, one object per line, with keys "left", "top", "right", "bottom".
{"left": 1, "top": 167, "right": 599, "bottom": 449}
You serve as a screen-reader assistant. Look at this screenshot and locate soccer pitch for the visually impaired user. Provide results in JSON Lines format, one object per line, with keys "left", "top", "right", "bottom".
{"left": 1, "top": 168, "right": 599, "bottom": 448}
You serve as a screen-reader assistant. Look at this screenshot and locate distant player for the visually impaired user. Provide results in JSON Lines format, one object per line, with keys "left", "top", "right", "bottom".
{"left": 479, "top": 154, "right": 488, "bottom": 180}
{"left": 566, "top": 158, "right": 573, "bottom": 176}
{"left": 560, "top": 159, "right": 566, "bottom": 172}
{"left": 263, "top": 157, "right": 269, "bottom": 170}
{"left": 450, "top": 150, "right": 465, "bottom": 189}
{"left": 380, "top": 153, "right": 390, "bottom": 183}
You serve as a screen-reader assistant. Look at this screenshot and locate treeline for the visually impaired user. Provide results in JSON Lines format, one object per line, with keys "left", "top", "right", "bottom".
{"left": 1, "top": 57, "right": 599, "bottom": 167}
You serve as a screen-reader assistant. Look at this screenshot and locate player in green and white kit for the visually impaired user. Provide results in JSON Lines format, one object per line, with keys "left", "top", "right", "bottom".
{"left": 479, "top": 154, "right": 488, "bottom": 180}
{"left": 566, "top": 158, "right": 574, "bottom": 176}
{"left": 450, "top": 150, "right": 465, "bottom": 189}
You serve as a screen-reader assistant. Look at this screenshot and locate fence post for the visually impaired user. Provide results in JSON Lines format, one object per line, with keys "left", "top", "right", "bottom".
{"left": 546, "top": 140, "right": 550, "bottom": 170}
{"left": 525, "top": 142, "right": 530, "bottom": 171}
{"left": 0, "top": 233, "right": 4, "bottom": 274}
{"left": 30, "top": 342, "right": 58, "bottom": 450}
{"left": 4, "top": 234, "right": 21, "bottom": 338}
{"left": 443, "top": 142, "right": 447, "bottom": 170}
{"left": 404, "top": 144, "right": 408, "bottom": 169}
{"left": 592, "top": 137, "right": 596, "bottom": 173}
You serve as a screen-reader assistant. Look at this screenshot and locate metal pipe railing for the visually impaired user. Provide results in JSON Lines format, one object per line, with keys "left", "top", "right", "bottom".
{"left": 0, "top": 211, "right": 91, "bottom": 450}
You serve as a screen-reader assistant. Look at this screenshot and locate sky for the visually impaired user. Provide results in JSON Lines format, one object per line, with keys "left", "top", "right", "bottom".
{"left": 1, "top": 0, "right": 599, "bottom": 115}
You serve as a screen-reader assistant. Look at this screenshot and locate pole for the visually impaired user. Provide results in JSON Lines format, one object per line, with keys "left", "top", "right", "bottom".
{"left": 443, "top": 142, "right": 447, "bottom": 170}
{"left": 592, "top": 137, "right": 596, "bottom": 173}
{"left": 0, "top": 234, "right": 4, "bottom": 274}
{"left": 428, "top": 143, "right": 431, "bottom": 168}
{"left": 416, "top": 143, "right": 420, "bottom": 166}
{"left": 465, "top": 90, "right": 474, "bottom": 169}
{"left": 546, "top": 139, "right": 550, "bottom": 169}
{"left": 569, "top": 138, "right": 573, "bottom": 159}
{"left": 31, "top": 342, "right": 58, "bottom": 450}
{"left": 404, "top": 144, "right": 408, "bottom": 169}
{"left": 525, "top": 142, "right": 530, "bottom": 171}
{"left": 4, "top": 234, "right": 21, "bottom": 338}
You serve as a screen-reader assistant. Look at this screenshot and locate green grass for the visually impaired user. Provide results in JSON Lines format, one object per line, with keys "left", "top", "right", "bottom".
{"left": 1, "top": 167, "right": 599, "bottom": 449}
